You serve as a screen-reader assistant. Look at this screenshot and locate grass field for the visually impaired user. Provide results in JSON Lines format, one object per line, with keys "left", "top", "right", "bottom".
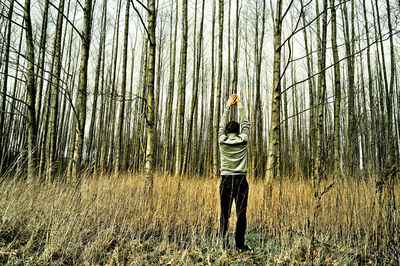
{"left": 0, "top": 173, "right": 399, "bottom": 265}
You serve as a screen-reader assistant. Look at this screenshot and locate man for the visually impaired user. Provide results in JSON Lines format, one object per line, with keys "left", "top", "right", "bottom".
{"left": 218, "top": 94, "right": 250, "bottom": 251}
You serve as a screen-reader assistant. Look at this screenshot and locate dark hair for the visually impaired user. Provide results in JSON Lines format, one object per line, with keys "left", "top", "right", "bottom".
{"left": 225, "top": 121, "right": 240, "bottom": 134}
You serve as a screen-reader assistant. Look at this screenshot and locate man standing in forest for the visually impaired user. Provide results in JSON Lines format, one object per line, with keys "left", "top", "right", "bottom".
{"left": 218, "top": 94, "right": 250, "bottom": 251}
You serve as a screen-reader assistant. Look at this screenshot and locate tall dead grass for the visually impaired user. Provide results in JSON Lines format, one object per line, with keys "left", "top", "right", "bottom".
{"left": 0, "top": 173, "right": 399, "bottom": 264}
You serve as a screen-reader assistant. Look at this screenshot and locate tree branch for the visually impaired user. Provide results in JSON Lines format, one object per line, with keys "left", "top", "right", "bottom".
{"left": 130, "top": 0, "right": 153, "bottom": 46}
{"left": 281, "top": 0, "right": 294, "bottom": 22}
{"left": 279, "top": 0, "right": 349, "bottom": 51}
{"left": 76, "top": 0, "right": 84, "bottom": 10}
{"left": 0, "top": 110, "right": 28, "bottom": 120}
{"left": 0, "top": 91, "right": 29, "bottom": 107}
{"left": 48, "top": 0, "right": 83, "bottom": 39}
{"left": 135, "top": 0, "right": 150, "bottom": 13}
{"left": 279, "top": 28, "right": 400, "bottom": 97}
{"left": 0, "top": 13, "right": 26, "bottom": 30}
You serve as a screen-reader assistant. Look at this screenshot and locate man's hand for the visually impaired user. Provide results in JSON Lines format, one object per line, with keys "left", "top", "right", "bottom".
{"left": 235, "top": 94, "right": 243, "bottom": 108}
{"left": 226, "top": 94, "right": 237, "bottom": 107}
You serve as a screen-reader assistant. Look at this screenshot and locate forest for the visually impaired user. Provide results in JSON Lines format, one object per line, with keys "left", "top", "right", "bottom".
{"left": 0, "top": 0, "right": 399, "bottom": 264}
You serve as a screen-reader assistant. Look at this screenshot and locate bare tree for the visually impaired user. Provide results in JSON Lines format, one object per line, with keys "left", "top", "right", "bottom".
{"left": 175, "top": 0, "right": 188, "bottom": 175}
{"left": 0, "top": 0, "right": 14, "bottom": 167}
{"left": 265, "top": 0, "right": 283, "bottom": 183}
{"left": 24, "top": 0, "right": 38, "bottom": 179}
{"left": 207, "top": 0, "right": 216, "bottom": 177}
{"left": 88, "top": 0, "right": 107, "bottom": 165}
{"left": 331, "top": 0, "right": 341, "bottom": 178}
{"left": 47, "top": 0, "right": 66, "bottom": 181}
{"left": 342, "top": 0, "right": 357, "bottom": 176}
{"left": 143, "top": 0, "right": 157, "bottom": 191}
{"left": 72, "top": 0, "right": 93, "bottom": 179}
{"left": 162, "top": 0, "right": 178, "bottom": 174}
{"left": 314, "top": 0, "right": 328, "bottom": 180}
{"left": 212, "top": 0, "right": 224, "bottom": 177}
{"left": 115, "top": 0, "right": 131, "bottom": 172}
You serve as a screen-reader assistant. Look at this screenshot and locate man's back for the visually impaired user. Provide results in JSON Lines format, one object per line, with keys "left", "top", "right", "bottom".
{"left": 218, "top": 106, "right": 250, "bottom": 174}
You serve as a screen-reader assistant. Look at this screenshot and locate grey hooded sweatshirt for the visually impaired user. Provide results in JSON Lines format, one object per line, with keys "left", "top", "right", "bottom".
{"left": 218, "top": 106, "right": 250, "bottom": 174}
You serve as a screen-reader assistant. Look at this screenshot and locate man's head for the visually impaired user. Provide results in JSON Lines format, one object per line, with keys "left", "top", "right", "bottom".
{"left": 225, "top": 121, "right": 240, "bottom": 134}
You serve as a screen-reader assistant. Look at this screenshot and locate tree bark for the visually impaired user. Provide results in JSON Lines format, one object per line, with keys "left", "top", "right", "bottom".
{"left": 362, "top": 0, "right": 376, "bottom": 173}
{"left": 314, "top": 0, "right": 328, "bottom": 180}
{"left": 162, "top": 0, "right": 178, "bottom": 174}
{"left": 255, "top": 0, "right": 266, "bottom": 178}
{"left": 384, "top": 0, "right": 397, "bottom": 165}
{"left": 212, "top": 0, "right": 224, "bottom": 177}
{"left": 342, "top": 0, "right": 357, "bottom": 176}
{"left": 300, "top": 0, "right": 315, "bottom": 178}
{"left": 24, "top": 0, "right": 38, "bottom": 179}
{"left": 35, "top": 0, "right": 50, "bottom": 127}
{"left": 0, "top": 0, "right": 14, "bottom": 166}
{"left": 88, "top": 0, "right": 107, "bottom": 166}
{"left": 208, "top": 0, "right": 216, "bottom": 177}
{"left": 232, "top": 0, "right": 240, "bottom": 121}
{"left": 47, "top": 0, "right": 65, "bottom": 181}
{"left": 331, "top": 0, "right": 341, "bottom": 178}
{"left": 144, "top": 0, "right": 157, "bottom": 191}
{"left": 72, "top": 0, "right": 93, "bottom": 179}
{"left": 115, "top": 0, "right": 130, "bottom": 172}
{"left": 265, "top": 0, "right": 283, "bottom": 183}
{"left": 175, "top": 0, "right": 188, "bottom": 175}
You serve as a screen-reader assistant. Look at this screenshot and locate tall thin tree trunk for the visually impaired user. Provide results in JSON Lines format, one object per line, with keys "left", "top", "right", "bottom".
{"left": 115, "top": 0, "right": 130, "bottom": 172}
{"left": 362, "top": 0, "right": 376, "bottom": 173}
{"left": 154, "top": 9, "right": 164, "bottom": 172}
{"left": 331, "top": 0, "right": 341, "bottom": 178}
{"left": 300, "top": 0, "right": 315, "bottom": 178}
{"left": 208, "top": 0, "right": 216, "bottom": 177}
{"left": 144, "top": 0, "right": 157, "bottom": 191}
{"left": 162, "top": 0, "right": 178, "bottom": 174}
{"left": 175, "top": 0, "right": 188, "bottom": 175}
{"left": 255, "top": 0, "right": 266, "bottom": 178}
{"left": 24, "top": 0, "right": 38, "bottom": 179}
{"left": 384, "top": 0, "right": 396, "bottom": 165}
{"left": 374, "top": 0, "right": 389, "bottom": 170}
{"left": 183, "top": 0, "right": 199, "bottom": 174}
{"left": 0, "top": 0, "right": 14, "bottom": 167}
{"left": 72, "top": 0, "right": 93, "bottom": 179}
{"left": 232, "top": 0, "right": 240, "bottom": 121}
{"left": 47, "top": 0, "right": 65, "bottom": 181}
{"left": 35, "top": 0, "right": 50, "bottom": 129}
{"left": 265, "top": 0, "right": 283, "bottom": 184}
{"left": 1, "top": 23, "right": 23, "bottom": 172}
{"left": 226, "top": 0, "right": 231, "bottom": 101}
{"left": 314, "top": 0, "right": 328, "bottom": 180}
{"left": 212, "top": 0, "right": 224, "bottom": 177}
{"left": 88, "top": 0, "right": 107, "bottom": 165}
{"left": 342, "top": 0, "right": 357, "bottom": 176}
{"left": 100, "top": 0, "right": 122, "bottom": 174}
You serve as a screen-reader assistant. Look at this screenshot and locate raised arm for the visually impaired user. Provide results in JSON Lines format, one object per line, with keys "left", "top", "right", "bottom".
{"left": 237, "top": 97, "right": 249, "bottom": 143}
{"left": 218, "top": 94, "right": 237, "bottom": 143}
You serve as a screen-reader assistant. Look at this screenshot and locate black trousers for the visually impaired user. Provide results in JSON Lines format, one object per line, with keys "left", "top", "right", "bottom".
{"left": 219, "top": 174, "right": 249, "bottom": 249}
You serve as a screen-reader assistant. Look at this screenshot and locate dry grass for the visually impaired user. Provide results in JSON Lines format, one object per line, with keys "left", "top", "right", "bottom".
{"left": 0, "top": 173, "right": 399, "bottom": 264}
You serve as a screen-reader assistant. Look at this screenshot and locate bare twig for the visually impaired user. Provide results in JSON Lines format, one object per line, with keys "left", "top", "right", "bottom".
{"left": 280, "top": 0, "right": 294, "bottom": 22}
{"left": 279, "top": 28, "right": 400, "bottom": 97}
{"left": 48, "top": 0, "right": 83, "bottom": 39}
{"left": 130, "top": 0, "right": 152, "bottom": 45}
{"left": 135, "top": 0, "right": 150, "bottom": 13}
{"left": 279, "top": 0, "right": 349, "bottom": 51}
{"left": 0, "top": 13, "right": 26, "bottom": 30}
{"left": 76, "top": 0, "right": 84, "bottom": 10}
{"left": 0, "top": 91, "right": 29, "bottom": 107}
